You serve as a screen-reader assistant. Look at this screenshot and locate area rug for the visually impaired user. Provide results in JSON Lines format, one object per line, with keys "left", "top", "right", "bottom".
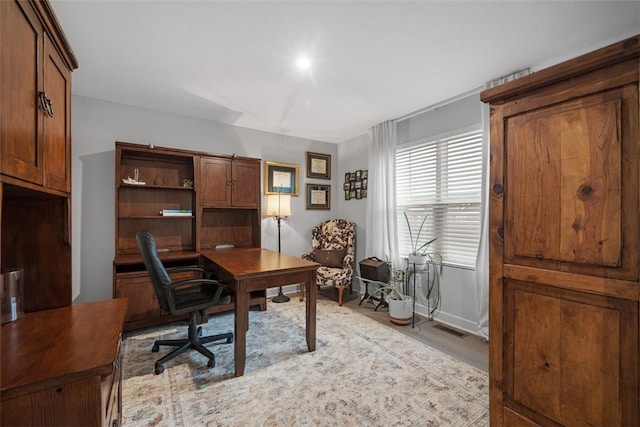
{"left": 121, "top": 298, "right": 488, "bottom": 426}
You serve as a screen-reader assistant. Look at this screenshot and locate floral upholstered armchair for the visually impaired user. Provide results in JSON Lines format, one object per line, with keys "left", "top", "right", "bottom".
{"left": 300, "top": 219, "right": 356, "bottom": 306}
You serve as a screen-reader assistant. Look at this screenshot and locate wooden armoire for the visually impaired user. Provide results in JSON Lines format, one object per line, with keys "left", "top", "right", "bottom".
{"left": 480, "top": 35, "right": 639, "bottom": 426}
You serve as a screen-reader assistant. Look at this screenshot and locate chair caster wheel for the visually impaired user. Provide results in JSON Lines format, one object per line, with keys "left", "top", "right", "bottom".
{"left": 152, "top": 344, "right": 160, "bottom": 352}
{"left": 227, "top": 337, "right": 234, "bottom": 344}
{"left": 207, "top": 358, "right": 215, "bottom": 368}
{"left": 154, "top": 364, "right": 164, "bottom": 375}
{"left": 197, "top": 326, "right": 202, "bottom": 337}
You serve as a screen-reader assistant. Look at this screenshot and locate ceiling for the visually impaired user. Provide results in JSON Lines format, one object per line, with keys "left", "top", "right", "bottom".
{"left": 50, "top": 1, "right": 640, "bottom": 143}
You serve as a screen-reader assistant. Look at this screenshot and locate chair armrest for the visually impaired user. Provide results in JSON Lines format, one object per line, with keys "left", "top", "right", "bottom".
{"left": 302, "top": 251, "right": 315, "bottom": 261}
{"left": 165, "top": 278, "right": 227, "bottom": 313}
{"left": 166, "top": 266, "right": 206, "bottom": 274}
{"left": 165, "top": 277, "right": 224, "bottom": 290}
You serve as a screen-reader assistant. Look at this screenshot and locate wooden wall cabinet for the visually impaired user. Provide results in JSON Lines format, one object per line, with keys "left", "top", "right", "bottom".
{"left": 200, "top": 156, "right": 260, "bottom": 208}
{"left": 1, "top": 0, "right": 77, "bottom": 194}
{"left": 113, "top": 142, "right": 265, "bottom": 331}
{"left": 481, "top": 35, "right": 639, "bottom": 426}
{"left": 0, "top": 0, "right": 77, "bottom": 313}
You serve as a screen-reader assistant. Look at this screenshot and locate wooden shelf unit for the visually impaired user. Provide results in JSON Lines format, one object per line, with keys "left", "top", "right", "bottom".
{"left": 113, "top": 141, "right": 265, "bottom": 331}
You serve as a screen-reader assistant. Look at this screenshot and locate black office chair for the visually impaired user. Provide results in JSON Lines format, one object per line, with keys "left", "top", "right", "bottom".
{"left": 136, "top": 231, "right": 233, "bottom": 374}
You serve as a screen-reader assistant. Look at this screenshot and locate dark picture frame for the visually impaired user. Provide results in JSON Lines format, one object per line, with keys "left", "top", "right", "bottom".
{"left": 306, "top": 184, "right": 331, "bottom": 210}
{"left": 264, "top": 161, "right": 299, "bottom": 196}
{"left": 306, "top": 151, "right": 331, "bottom": 179}
{"left": 344, "top": 169, "right": 368, "bottom": 201}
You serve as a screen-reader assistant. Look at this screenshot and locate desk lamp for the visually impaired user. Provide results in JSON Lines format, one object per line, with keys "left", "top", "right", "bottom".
{"left": 265, "top": 191, "right": 292, "bottom": 303}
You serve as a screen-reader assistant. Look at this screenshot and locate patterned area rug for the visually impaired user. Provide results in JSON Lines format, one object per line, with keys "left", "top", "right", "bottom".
{"left": 122, "top": 298, "right": 488, "bottom": 426}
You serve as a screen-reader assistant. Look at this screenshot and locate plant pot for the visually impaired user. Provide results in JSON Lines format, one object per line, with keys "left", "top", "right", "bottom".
{"left": 407, "top": 254, "right": 428, "bottom": 271}
{"left": 387, "top": 295, "right": 413, "bottom": 326}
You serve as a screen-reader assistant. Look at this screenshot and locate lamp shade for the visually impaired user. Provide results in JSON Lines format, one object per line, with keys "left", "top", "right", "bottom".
{"left": 265, "top": 194, "right": 291, "bottom": 217}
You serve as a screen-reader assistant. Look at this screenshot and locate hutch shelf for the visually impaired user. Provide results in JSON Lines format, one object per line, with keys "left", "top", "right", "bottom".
{"left": 113, "top": 141, "right": 265, "bottom": 331}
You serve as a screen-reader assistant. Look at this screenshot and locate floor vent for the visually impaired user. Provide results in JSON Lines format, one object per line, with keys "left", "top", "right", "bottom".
{"left": 433, "top": 324, "right": 467, "bottom": 338}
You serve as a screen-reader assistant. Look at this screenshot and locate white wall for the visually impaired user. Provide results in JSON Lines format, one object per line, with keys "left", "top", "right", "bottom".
{"left": 70, "top": 92, "right": 485, "bottom": 335}
{"left": 71, "top": 96, "right": 339, "bottom": 303}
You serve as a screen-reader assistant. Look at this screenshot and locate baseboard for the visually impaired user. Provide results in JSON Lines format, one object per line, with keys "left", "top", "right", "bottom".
{"left": 413, "top": 302, "right": 479, "bottom": 336}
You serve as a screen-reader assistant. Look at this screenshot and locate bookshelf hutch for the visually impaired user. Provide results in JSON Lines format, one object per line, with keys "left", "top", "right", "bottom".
{"left": 113, "top": 141, "right": 266, "bottom": 331}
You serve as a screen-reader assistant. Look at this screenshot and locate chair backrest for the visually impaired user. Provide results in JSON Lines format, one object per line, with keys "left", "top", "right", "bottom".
{"left": 311, "top": 219, "right": 356, "bottom": 262}
{"left": 135, "top": 231, "right": 172, "bottom": 313}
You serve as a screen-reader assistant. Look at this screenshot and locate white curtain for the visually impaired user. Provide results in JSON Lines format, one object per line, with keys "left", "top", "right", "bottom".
{"left": 476, "top": 68, "right": 530, "bottom": 341}
{"left": 366, "top": 121, "right": 400, "bottom": 268}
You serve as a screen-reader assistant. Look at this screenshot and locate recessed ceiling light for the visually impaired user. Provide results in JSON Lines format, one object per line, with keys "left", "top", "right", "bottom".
{"left": 296, "top": 56, "right": 311, "bottom": 70}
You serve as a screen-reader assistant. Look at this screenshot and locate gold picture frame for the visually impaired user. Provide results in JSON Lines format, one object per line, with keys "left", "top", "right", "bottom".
{"left": 264, "top": 161, "right": 299, "bottom": 196}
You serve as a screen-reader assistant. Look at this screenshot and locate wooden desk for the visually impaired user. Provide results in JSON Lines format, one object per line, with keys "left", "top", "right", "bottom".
{"left": 202, "top": 248, "right": 319, "bottom": 376}
{"left": 1, "top": 298, "right": 127, "bottom": 426}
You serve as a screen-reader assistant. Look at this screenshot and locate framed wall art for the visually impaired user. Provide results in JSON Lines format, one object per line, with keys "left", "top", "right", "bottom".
{"left": 306, "top": 184, "right": 331, "bottom": 210}
{"left": 306, "top": 152, "right": 331, "bottom": 179}
{"left": 264, "top": 161, "right": 299, "bottom": 196}
{"left": 344, "top": 169, "right": 368, "bottom": 200}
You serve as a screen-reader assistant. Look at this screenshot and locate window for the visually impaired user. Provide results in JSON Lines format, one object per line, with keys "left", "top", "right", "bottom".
{"left": 396, "top": 128, "right": 482, "bottom": 268}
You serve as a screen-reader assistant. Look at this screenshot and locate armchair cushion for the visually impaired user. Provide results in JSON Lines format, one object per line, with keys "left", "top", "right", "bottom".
{"left": 314, "top": 248, "right": 346, "bottom": 268}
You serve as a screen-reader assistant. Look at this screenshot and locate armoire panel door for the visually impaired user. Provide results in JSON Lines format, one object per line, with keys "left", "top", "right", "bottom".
{"left": 504, "top": 85, "right": 638, "bottom": 280}
{"left": 504, "top": 279, "right": 638, "bottom": 427}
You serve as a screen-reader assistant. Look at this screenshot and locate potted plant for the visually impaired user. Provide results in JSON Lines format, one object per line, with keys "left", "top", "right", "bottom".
{"left": 403, "top": 212, "right": 443, "bottom": 318}
{"left": 358, "top": 267, "right": 414, "bottom": 326}
{"left": 403, "top": 212, "right": 438, "bottom": 270}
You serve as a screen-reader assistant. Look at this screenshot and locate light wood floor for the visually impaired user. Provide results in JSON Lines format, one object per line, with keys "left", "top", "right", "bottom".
{"left": 316, "top": 290, "right": 488, "bottom": 372}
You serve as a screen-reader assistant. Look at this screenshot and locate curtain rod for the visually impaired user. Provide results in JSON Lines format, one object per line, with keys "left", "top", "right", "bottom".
{"left": 395, "top": 85, "right": 483, "bottom": 123}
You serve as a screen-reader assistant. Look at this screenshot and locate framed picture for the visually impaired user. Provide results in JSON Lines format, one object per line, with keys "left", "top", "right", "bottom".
{"left": 345, "top": 172, "right": 351, "bottom": 182}
{"left": 345, "top": 191, "right": 351, "bottom": 200}
{"left": 264, "top": 161, "right": 299, "bottom": 196}
{"left": 306, "top": 152, "right": 331, "bottom": 179}
{"left": 361, "top": 170, "right": 368, "bottom": 179}
{"left": 306, "top": 184, "right": 331, "bottom": 210}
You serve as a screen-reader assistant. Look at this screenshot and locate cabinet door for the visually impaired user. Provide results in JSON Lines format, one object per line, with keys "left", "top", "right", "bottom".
{"left": 0, "top": 0, "right": 43, "bottom": 185}
{"left": 231, "top": 159, "right": 260, "bottom": 208}
{"left": 504, "top": 85, "right": 638, "bottom": 281}
{"left": 115, "top": 274, "right": 160, "bottom": 322}
{"left": 504, "top": 280, "right": 638, "bottom": 426}
{"left": 43, "top": 33, "right": 72, "bottom": 193}
{"left": 200, "top": 157, "right": 232, "bottom": 207}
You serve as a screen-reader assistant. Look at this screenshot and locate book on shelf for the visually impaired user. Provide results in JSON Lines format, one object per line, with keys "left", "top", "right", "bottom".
{"left": 159, "top": 209, "right": 193, "bottom": 216}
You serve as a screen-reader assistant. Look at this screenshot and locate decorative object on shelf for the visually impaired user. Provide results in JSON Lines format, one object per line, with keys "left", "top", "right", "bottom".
{"left": 305, "top": 151, "right": 331, "bottom": 179}
{"left": 344, "top": 169, "right": 367, "bottom": 200}
{"left": 264, "top": 161, "right": 299, "bottom": 196}
{"left": 122, "top": 167, "right": 146, "bottom": 185}
{"left": 306, "top": 184, "right": 331, "bottom": 210}
{"left": 1, "top": 268, "right": 24, "bottom": 324}
{"left": 182, "top": 178, "right": 193, "bottom": 188}
{"left": 265, "top": 189, "right": 292, "bottom": 303}
{"left": 159, "top": 209, "right": 193, "bottom": 217}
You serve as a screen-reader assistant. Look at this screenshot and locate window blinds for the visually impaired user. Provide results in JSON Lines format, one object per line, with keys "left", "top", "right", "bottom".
{"left": 396, "top": 129, "right": 482, "bottom": 267}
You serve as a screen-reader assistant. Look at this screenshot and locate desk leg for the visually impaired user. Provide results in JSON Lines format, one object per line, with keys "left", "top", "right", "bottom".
{"left": 234, "top": 288, "right": 249, "bottom": 377}
{"left": 305, "top": 270, "right": 317, "bottom": 352}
